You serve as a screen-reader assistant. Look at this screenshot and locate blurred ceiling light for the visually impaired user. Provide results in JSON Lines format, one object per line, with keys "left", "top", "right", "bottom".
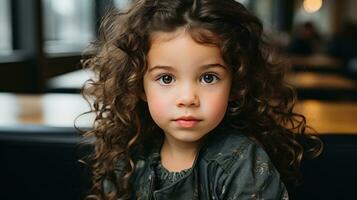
{"left": 303, "top": 0, "right": 323, "bottom": 13}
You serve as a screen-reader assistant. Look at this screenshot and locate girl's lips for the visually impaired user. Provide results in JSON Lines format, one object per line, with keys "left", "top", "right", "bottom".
{"left": 175, "top": 119, "right": 201, "bottom": 128}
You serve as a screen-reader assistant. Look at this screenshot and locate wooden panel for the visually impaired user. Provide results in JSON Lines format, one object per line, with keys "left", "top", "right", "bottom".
{"left": 287, "top": 72, "right": 356, "bottom": 89}
{"left": 286, "top": 71, "right": 357, "bottom": 100}
{"left": 295, "top": 100, "right": 357, "bottom": 134}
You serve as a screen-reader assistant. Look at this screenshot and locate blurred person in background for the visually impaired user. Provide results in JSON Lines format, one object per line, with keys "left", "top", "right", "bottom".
{"left": 287, "top": 21, "right": 322, "bottom": 55}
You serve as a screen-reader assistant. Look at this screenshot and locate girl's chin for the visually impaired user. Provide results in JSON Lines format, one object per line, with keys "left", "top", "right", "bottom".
{"left": 164, "top": 131, "right": 208, "bottom": 144}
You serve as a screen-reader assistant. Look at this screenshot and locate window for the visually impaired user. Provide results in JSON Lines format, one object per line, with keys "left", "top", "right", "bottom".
{"left": 0, "top": 0, "right": 112, "bottom": 92}
{"left": 42, "top": 0, "right": 95, "bottom": 54}
{"left": 0, "top": 0, "right": 12, "bottom": 55}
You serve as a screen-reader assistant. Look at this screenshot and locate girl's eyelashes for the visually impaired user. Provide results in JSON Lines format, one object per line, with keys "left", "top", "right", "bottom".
{"left": 200, "top": 73, "right": 220, "bottom": 84}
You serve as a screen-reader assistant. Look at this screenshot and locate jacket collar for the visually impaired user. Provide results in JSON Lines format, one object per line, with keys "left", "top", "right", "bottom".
{"left": 144, "top": 126, "right": 230, "bottom": 167}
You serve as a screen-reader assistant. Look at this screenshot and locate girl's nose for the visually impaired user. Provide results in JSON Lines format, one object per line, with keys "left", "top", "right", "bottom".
{"left": 176, "top": 85, "right": 200, "bottom": 107}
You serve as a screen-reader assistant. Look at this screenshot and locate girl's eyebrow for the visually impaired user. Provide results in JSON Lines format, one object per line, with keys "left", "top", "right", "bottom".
{"left": 148, "top": 65, "right": 177, "bottom": 73}
{"left": 201, "top": 63, "right": 228, "bottom": 70}
{"left": 148, "top": 63, "right": 228, "bottom": 72}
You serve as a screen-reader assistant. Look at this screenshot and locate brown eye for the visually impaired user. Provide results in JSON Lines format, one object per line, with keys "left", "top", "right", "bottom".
{"left": 201, "top": 73, "right": 219, "bottom": 84}
{"left": 158, "top": 74, "right": 174, "bottom": 85}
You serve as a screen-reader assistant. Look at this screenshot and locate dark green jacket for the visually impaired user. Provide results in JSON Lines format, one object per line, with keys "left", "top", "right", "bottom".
{"left": 105, "top": 127, "right": 289, "bottom": 199}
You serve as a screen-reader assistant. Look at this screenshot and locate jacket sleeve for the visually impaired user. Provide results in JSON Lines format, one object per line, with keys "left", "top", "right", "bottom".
{"left": 217, "top": 142, "right": 289, "bottom": 200}
{"left": 103, "top": 158, "right": 127, "bottom": 194}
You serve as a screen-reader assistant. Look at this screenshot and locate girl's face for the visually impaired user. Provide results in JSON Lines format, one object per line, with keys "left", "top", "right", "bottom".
{"left": 143, "top": 30, "right": 232, "bottom": 146}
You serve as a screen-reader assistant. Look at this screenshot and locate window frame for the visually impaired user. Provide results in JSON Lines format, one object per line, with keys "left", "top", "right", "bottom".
{"left": 0, "top": 0, "right": 113, "bottom": 93}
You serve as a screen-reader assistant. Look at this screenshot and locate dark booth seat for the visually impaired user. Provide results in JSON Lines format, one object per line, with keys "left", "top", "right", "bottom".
{"left": 290, "top": 134, "right": 357, "bottom": 200}
{"left": 0, "top": 125, "right": 92, "bottom": 200}
{"left": 1, "top": 125, "right": 357, "bottom": 200}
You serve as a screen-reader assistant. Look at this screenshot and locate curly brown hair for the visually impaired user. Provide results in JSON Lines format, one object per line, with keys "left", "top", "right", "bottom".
{"left": 81, "top": 0, "right": 322, "bottom": 199}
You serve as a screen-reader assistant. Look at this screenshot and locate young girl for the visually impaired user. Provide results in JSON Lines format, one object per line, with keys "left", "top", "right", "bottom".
{"left": 81, "top": 0, "right": 321, "bottom": 199}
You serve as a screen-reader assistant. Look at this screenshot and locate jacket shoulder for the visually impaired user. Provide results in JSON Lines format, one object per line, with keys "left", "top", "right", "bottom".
{"left": 203, "top": 128, "right": 255, "bottom": 159}
{"left": 202, "top": 128, "right": 269, "bottom": 173}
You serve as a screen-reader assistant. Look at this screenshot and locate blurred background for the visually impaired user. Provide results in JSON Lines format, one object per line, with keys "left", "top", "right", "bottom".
{"left": 0, "top": 0, "right": 357, "bottom": 200}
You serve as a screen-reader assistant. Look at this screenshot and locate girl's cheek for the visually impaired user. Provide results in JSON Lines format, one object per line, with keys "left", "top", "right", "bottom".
{"left": 202, "top": 88, "right": 230, "bottom": 119}
{"left": 146, "top": 90, "right": 171, "bottom": 122}
{"left": 209, "top": 96, "right": 229, "bottom": 116}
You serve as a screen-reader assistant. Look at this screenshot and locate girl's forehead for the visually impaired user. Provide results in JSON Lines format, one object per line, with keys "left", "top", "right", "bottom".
{"left": 146, "top": 30, "right": 227, "bottom": 71}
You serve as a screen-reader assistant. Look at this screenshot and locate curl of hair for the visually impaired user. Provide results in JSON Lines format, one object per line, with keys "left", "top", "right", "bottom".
{"left": 81, "top": 0, "right": 322, "bottom": 199}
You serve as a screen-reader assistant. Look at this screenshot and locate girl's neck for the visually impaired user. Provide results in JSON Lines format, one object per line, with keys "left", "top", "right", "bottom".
{"left": 160, "top": 136, "right": 202, "bottom": 172}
